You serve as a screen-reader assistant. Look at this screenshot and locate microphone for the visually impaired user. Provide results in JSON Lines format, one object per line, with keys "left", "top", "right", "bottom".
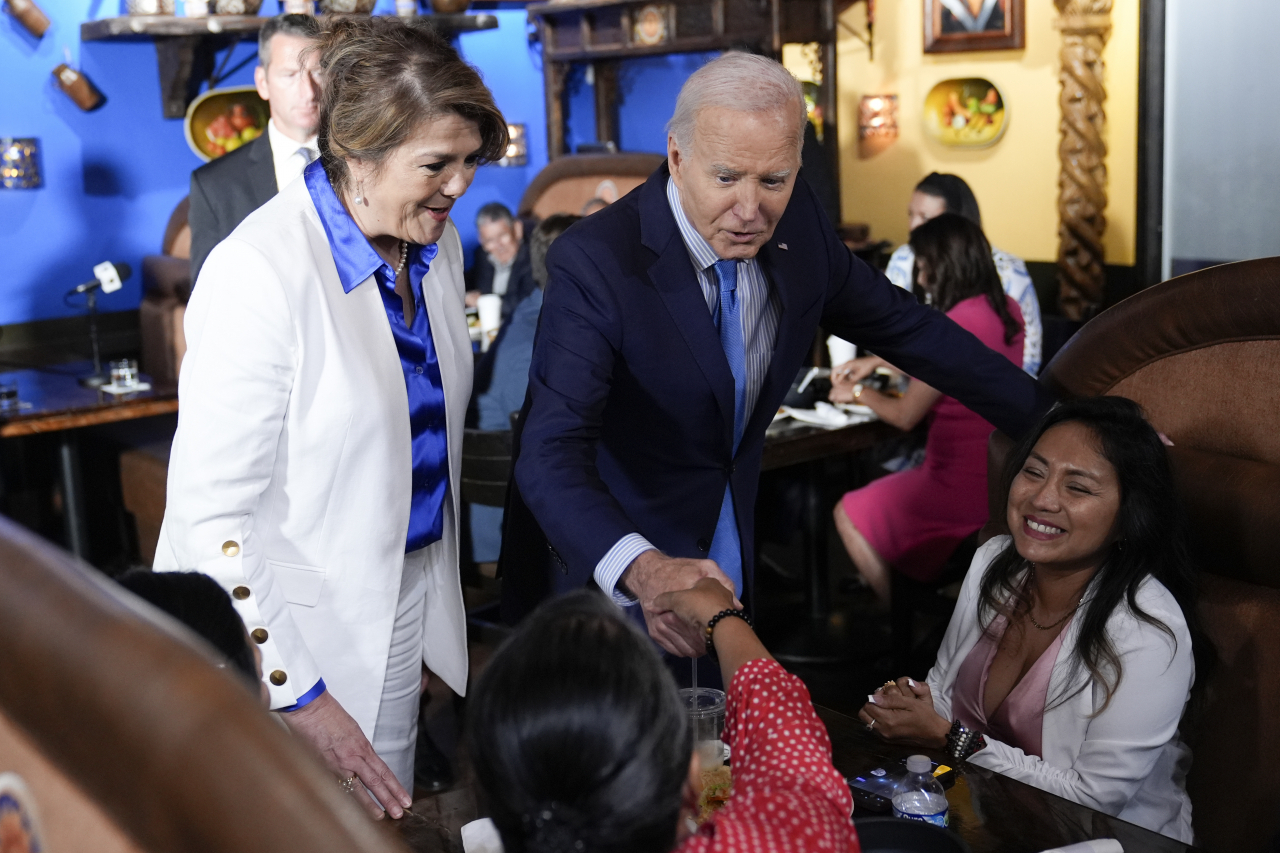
{"left": 72, "top": 261, "right": 132, "bottom": 294}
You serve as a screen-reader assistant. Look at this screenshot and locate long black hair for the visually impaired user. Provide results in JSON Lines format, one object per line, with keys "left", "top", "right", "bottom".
{"left": 466, "top": 591, "right": 692, "bottom": 853}
{"left": 909, "top": 213, "right": 1021, "bottom": 346}
{"left": 979, "top": 396, "right": 1212, "bottom": 713}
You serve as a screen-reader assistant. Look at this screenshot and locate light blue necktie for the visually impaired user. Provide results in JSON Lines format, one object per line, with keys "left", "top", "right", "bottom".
{"left": 707, "top": 259, "right": 746, "bottom": 597}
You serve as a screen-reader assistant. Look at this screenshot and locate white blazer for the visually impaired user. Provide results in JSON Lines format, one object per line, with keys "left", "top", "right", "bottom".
{"left": 929, "top": 536, "right": 1195, "bottom": 843}
{"left": 154, "top": 176, "right": 472, "bottom": 737}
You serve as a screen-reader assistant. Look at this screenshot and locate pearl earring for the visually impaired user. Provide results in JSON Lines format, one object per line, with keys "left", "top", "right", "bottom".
{"left": 353, "top": 181, "right": 364, "bottom": 205}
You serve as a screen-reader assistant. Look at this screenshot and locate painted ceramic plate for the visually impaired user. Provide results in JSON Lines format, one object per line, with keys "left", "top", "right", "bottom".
{"left": 923, "top": 78, "right": 1007, "bottom": 148}
{"left": 0, "top": 773, "right": 45, "bottom": 853}
{"left": 184, "top": 86, "right": 270, "bottom": 162}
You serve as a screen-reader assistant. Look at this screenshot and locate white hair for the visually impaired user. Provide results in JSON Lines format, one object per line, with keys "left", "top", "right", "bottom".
{"left": 667, "top": 52, "right": 806, "bottom": 155}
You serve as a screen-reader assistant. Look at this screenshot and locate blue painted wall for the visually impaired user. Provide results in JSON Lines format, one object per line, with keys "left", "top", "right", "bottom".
{"left": 1, "top": 0, "right": 712, "bottom": 326}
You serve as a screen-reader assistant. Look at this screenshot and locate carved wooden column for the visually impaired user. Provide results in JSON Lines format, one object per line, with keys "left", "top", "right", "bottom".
{"left": 1054, "top": 0, "right": 1112, "bottom": 319}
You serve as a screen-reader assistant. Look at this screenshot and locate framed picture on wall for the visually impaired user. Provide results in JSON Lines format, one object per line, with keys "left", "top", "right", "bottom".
{"left": 924, "top": 0, "right": 1025, "bottom": 53}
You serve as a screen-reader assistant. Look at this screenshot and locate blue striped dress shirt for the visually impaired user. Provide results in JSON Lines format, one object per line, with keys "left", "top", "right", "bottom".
{"left": 593, "top": 178, "right": 781, "bottom": 604}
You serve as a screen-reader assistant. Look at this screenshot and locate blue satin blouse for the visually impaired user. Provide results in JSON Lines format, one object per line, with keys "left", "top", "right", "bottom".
{"left": 304, "top": 160, "right": 449, "bottom": 553}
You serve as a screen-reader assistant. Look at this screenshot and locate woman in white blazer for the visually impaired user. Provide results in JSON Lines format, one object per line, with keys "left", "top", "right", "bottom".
{"left": 860, "top": 397, "right": 1210, "bottom": 843}
{"left": 154, "top": 17, "right": 508, "bottom": 819}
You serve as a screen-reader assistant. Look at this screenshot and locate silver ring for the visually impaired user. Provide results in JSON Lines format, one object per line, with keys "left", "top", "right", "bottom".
{"left": 340, "top": 773, "right": 358, "bottom": 794}
{"left": 865, "top": 718, "right": 876, "bottom": 731}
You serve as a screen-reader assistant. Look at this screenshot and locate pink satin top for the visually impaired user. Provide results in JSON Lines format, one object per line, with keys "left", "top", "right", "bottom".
{"left": 951, "top": 614, "right": 1072, "bottom": 758}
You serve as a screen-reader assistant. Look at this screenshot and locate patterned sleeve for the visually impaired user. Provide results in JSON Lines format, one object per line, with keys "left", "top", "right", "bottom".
{"left": 679, "top": 659, "right": 860, "bottom": 853}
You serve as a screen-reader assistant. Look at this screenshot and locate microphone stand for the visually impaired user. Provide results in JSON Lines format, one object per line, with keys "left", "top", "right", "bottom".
{"left": 78, "top": 287, "right": 108, "bottom": 389}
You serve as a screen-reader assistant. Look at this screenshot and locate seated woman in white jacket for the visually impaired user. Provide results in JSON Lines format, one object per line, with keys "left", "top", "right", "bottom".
{"left": 859, "top": 396, "right": 1210, "bottom": 843}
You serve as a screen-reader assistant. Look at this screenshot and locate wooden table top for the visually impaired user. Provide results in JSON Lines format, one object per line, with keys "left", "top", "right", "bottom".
{"left": 0, "top": 364, "right": 177, "bottom": 438}
{"left": 761, "top": 417, "right": 900, "bottom": 472}
{"left": 390, "top": 704, "right": 1192, "bottom": 853}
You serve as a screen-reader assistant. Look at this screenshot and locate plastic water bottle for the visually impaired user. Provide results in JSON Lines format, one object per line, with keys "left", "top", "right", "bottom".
{"left": 891, "top": 754, "right": 949, "bottom": 827}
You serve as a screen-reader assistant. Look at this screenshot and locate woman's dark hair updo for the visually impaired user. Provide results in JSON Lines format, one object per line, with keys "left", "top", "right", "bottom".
{"left": 980, "top": 396, "right": 1213, "bottom": 714}
{"left": 466, "top": 591, "right": 692, "bottom": 853}
{"left": 310, "top": 16, "right": 508, "bottom": 197}
{"left": 914, "top": 171, "right": 983, "bottom": 228}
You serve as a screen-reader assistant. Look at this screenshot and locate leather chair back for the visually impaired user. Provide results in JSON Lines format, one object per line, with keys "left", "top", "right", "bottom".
{"left": 518, "top": 153, "right": 665, "bottom": 221}
{"left": 985, "top": 257, "right": 1280, "bottom": 852}
{"left": 0, "top": 515, "right": 409, "bottom": 853}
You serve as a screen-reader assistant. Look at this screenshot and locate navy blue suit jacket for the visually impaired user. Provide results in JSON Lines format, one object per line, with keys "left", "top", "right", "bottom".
{"left": 499, "top": 164, "right": 1054, "bottom": 621}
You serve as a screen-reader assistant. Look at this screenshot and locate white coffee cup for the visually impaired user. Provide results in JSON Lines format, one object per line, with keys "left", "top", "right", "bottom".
{"left": 827, "top": 335, "right": 857, "bottom": 368}
{"left": 477, "top": 294, "right": 503, "bottom": 351}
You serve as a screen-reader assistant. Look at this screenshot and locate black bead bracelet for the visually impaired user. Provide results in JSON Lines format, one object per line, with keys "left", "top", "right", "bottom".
{"left": 704, "top": 608, "right": 752, "bottom": 661}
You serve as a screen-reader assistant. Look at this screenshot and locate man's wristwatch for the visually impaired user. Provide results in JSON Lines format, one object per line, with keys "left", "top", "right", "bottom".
{"left": 945, "top": 720, "right": 986, "bottom": 763}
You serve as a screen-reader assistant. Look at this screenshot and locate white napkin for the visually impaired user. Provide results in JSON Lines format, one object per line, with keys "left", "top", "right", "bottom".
{"left": 462, "top": 818, "right": 505, "bottom": 853}
{"left": 779, "top": 401, "right": 876, "bottom": 429}
{"left": 101, "top": 381, "right": 152, "bottom": 395}
{"left": 1038, "top": 839, "right": 1123, "bottom": 853}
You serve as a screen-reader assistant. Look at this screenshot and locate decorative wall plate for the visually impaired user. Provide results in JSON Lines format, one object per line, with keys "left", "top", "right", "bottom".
{"left": 632, "top": 3, "right": 668, "bottom": 46}
{"left": 923, "top": 77, "right": 1007, "bottom": 148}
{"left": 0, "top": 773, "right": 46, "bottom": 853}
{"left": 184, "top": 86, "right": 270, "bottom": 162}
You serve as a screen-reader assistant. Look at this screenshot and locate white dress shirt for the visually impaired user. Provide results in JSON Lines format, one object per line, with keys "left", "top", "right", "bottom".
{"left": 591, "top": 177, "right": 782, "bottom": 603}
{"left": 267, "top": 119, "right": 319, "bottom": 194}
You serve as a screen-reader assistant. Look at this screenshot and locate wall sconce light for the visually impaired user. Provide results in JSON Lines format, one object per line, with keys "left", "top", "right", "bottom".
{"left": 1, "top": 138, "right": 42, "bottom": 189}
{"left": 497, "top": 123, "right": 527, "bottom": 167}
{"left": 858, "top": 95, "right": 898, "bottom": 140}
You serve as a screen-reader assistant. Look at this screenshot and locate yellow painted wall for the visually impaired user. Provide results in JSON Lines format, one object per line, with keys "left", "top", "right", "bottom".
{"left": 787, "top": 2, "right": 1137, "bottom": 266}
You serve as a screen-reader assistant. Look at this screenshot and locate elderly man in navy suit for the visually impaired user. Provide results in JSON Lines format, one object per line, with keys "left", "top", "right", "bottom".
{"left": 500, "top": 53, "right": 1055, "bottom": 655}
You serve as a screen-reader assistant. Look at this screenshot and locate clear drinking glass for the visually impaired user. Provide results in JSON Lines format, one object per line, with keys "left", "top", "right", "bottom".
{"left": 109, "top": 358, "right": 139, "bottom": 388}
{"left": 0, "top": 381, "right": 18, "bottom": 411}
{"left": 680, "top": 687, "right": 727, "bottom": 767}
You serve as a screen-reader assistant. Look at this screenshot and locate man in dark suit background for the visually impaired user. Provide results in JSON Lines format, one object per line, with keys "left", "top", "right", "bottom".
{"left": 188, "top": 14, "right": 320, "bottom": 284}
{"left": 464, "top": 202, "right": 536, "bottom": 320}
{"left": 500, "top": 52, "right": 1055, "bottom": 655}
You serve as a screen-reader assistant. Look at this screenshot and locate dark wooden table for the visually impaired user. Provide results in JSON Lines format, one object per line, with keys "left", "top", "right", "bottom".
{"left": 818, "top": 707, "right": 1194, "bottom": 853}
{"left": 391, "top": 705, "right": 1194, "bottom": 853}
{"left": 0, "top": 363, "right": 177, "bottom": 558}
{"left": 759, "top": 417, "right": 901, "bottom": 664}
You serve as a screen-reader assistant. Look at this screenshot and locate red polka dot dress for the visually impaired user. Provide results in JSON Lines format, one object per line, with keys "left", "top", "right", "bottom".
{"left": 678, "top": 659, "right": 861, "bottom": 853}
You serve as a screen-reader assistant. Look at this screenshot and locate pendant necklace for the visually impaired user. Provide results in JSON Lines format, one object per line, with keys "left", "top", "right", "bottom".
{"left": 1027, "top": 566, "right": 1082, "bottom": 631}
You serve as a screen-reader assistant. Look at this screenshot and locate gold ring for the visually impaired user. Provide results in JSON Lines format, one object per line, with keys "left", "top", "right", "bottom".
{"left": 883, "top": 680, "right": 896, "bottom": 689}
{"left": 340, "top": 773, "right": 358, "bottom": 794}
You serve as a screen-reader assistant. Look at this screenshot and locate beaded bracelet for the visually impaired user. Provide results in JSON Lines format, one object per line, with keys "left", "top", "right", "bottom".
{"left": 945, "top": 719, "right": 987, "bottom": 763}
{"left": 704, "top": 608, "right": 752, "bottom": 661}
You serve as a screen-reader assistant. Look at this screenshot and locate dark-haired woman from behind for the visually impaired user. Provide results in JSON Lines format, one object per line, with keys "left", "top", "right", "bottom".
{"left": 861, "top": 397, "right": 1208, "bottom": 843}
{"left": 829, "top": 213, "right": 1024, "bottom": 605}
{"left": 468, "top": 584, "right": 860, "bottom": 853}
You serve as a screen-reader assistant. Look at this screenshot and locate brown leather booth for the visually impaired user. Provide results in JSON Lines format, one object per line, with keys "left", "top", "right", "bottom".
{"left": 139, "top": 197, "right": 192, "bottom": 390}
{"left": 517, "top": 152, "right": 665, "bottom": 221}
{"left": 0, "top": 515, "right": 410, "bottom": 853}
{"left": 984, "top": 257, "right": 1280, "bottom": 853}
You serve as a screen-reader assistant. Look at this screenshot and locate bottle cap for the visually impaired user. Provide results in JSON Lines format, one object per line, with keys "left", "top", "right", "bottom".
{"left": 906, "top": 755, "right": 932, "bottom": 774}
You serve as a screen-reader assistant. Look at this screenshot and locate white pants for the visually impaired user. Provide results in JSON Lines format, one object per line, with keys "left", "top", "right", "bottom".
{"left": 371, "top": 547, "right": 429, "bottom": 790}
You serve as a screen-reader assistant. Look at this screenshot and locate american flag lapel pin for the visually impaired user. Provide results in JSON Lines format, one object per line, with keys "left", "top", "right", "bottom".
{"left": 778, "top": 242, "right": 788, "bottom": 250}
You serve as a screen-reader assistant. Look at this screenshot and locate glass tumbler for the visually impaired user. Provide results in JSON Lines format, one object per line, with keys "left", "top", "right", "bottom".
{"left": 109, "top": 358, "right": 140, "bottom": 388}
{"left": 680, "top": 687, "right": 727, "bottom": 767}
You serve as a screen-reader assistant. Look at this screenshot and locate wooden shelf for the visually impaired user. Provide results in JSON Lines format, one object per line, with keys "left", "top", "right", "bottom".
{"left": 80, "top": 13, "right": 499, "bottom": 117}
{"left": 81, "top": 12, "right": 497, "bottom": 40}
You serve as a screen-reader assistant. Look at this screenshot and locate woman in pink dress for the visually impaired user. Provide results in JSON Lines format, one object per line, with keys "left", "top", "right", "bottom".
{"left": 829, "top": 213, "right": 1024, "bottom": 605}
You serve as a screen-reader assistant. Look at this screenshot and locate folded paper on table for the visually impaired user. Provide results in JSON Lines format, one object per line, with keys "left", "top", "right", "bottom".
{"left": 462, "top": 818, "right": 504, "bottom": 853}
{"left": 779, "top": 401, "right": 876, "bottom": 429}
